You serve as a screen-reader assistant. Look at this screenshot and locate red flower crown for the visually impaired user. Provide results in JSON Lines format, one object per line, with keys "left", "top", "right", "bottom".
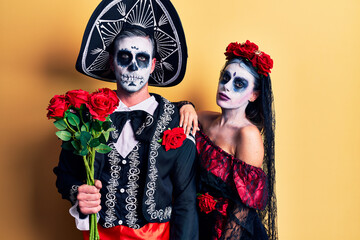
{"left": 224, "top": 40, "right": 273, "bottom": 76}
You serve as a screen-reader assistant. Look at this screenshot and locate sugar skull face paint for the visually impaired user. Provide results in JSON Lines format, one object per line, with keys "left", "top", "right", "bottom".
{"left": 113, "top": 36, "right": 155, "bottom": 93}
{"left": 216, "top": 63, "right": 257, "bottom": 110}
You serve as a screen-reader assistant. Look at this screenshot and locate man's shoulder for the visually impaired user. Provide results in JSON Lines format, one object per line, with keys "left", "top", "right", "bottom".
{"left": 184, "top": 134, "right": 195, "bottom": 146}
{"left": 151, "top": 93, "right": 180, "bottom": 119}
{"left": 152, "top": 93, "right": 177, "bottom": 108}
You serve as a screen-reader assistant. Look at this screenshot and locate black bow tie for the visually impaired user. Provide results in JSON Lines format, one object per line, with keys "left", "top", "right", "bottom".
{"left": 110, "top": 110, "right": 155, "bottom": 142}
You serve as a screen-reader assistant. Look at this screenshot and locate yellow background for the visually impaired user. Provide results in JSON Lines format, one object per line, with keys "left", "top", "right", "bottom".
{"left": 1, "top": 0, "right": 359, "bottom": 239}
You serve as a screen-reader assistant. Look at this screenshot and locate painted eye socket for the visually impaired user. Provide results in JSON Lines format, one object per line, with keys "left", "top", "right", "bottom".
{"left": 135, "top": 53, "right": 150, "bottom": 68}
{"left": 221, "top": 72, "right": 231, "bottom": 83}
{"left": 234, "top": 81, "right": 243, "bottom": 88}
{"left": 136, "top": 53, "right": 150, "bottom": 62}
{"left": 234, "top": 78, "right": 248, "bottom": 89}
{"left": 137, "top": 55, "right": 146, "bottom": 62}
{"left": 118, "top": 51, "right": 131, "bottom": 60}
{"left": 117, "top": 50, "right": 132, "bottom": 66}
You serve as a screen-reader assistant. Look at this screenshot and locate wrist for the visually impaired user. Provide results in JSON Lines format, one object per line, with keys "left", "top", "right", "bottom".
{"left": 177, "top": 101, "right": 195, "bottom": 109}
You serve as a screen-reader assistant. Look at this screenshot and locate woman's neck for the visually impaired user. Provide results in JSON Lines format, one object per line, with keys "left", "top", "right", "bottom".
{"left": 218, "top": 106, "right": 248, "bottom": 127}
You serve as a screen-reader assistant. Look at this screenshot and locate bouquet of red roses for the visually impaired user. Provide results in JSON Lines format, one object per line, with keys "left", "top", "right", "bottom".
{"left": 47, "top": 88, "right": 119, "bottom": 240}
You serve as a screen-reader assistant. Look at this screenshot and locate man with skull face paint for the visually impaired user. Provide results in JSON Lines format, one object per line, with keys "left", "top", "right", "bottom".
{"left": 53, "top": 0, "right": 198, "bottom": 239}
{"left": 112, "top": 29, "right": 157, "bottom": 94}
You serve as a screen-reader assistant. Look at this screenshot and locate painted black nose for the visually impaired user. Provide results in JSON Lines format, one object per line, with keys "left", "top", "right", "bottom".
{"left": 128, "top": 62, "right": 138, "bottom": 71}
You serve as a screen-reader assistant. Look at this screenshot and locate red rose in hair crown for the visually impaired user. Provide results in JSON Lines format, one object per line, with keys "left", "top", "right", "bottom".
{"left": 224, "top": 40, "right": 273, "bottom": 76}
{"left": 158, "top": 127, "right": 186, "bottom": 151}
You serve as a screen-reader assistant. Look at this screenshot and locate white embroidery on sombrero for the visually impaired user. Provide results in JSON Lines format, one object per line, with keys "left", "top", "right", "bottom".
{"left": 117, "top": 2, "right": 126, "bottom": 16}
{"left": 162, "top": 62, "right": 173, "bottom": 71}
{"left": 126, "top": 0, "right": 154, "bottom": 29}
{"left": 87, "top": 21, "right": 123, "bottom": 72}
{"left": 88, "top": 50, "right": 110, "bottom": 71}
{"left": 150, "top": 29, "right": 177, "bottom": 84}
{"left": 158, "top": 14, "right": 168, "bottom": 26}
{"left": 100, "top": 21, "right": 123, "bottom": 47}
{"left": 91, "top": 48, "right": 104, "bottom": 55}
{"left": 154, "top": 30, "right": 177, "bottom": 59}
{"left": 151, "top": 62, "right": 164, "bottom": 85}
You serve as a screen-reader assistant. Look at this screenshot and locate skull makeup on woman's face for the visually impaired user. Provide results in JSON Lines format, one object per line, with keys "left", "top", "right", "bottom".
{"left": 216, "top": 63, "right": 257, "bottom": 110}
{"left": 113, "top": 36, "right": 154, "bottom": 93}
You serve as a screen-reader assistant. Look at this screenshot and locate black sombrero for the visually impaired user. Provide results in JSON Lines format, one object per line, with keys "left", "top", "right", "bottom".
{"left": 75, "top": 0, "right": 187, "bottom": 87}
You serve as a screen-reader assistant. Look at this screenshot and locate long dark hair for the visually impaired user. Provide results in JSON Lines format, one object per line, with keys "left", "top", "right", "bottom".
{"left": 222, "top": 58, "right": 278, "bottom": 239}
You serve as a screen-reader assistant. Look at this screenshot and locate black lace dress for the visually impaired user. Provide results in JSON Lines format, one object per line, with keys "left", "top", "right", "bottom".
{"left": 196, "top": 129, "right": 269, "bottom": 240}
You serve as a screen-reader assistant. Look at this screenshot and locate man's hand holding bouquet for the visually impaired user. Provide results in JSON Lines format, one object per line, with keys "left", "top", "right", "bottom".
{"left": 47, "top": 88, "right": 119, "bottom": 240}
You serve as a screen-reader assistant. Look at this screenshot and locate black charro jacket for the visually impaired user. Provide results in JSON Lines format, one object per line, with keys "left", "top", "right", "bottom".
{"left": 54, "top": 94, "right": 198, "bottom": 240}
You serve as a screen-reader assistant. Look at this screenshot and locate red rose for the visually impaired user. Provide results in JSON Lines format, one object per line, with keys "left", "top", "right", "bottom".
{"left": 233, "top": 46, "right": 245, "bottom": 57}
{"left": 46, "top": 95, "right": 69, "bottom": 119}
{"left": 224, "top": 42, "right": 240, "bottom": 59}
{"left": 161, "top": 127, "right": 186, "bottom": 151}
{"left": 98, "top": 88, "right": 119, "bottom": 105}
{"left": 242, "top": 40, "right": 258, "bottom": 53}
{"left": 225, "top": 42, "right": 239, "bottom": 53}
{"left": 238, "top": 41, "right": 257, "bottom": 60}
{"left": 197, "top": 193, "right": 217, "bottom": 214}
{"left": 254, "top": 52, "right": 273, "bottom": 76}
{"left": 65, "top": 89, "right": 90, "bottom": 109}
{"left": 87, "top": 89, "right": 119, "bottom": 121}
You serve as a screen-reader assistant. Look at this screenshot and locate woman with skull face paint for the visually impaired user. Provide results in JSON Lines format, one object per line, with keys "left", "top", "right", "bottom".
{"left": 180, "top": 41, "right": 277, "bottom": 239}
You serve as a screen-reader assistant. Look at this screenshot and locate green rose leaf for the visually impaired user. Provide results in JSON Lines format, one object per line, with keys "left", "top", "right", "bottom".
{"left": 80, "top": 131, "right": 92, "bottom": 147}
{"left": 106, "top": 128, "right": 116, "bottom": 133}
{"left": 102, "top": 121, "right": 112, "bottom": 131}
{"left": 56, "top": 130, "right": 72, "bottom": 141}
{"left": 67, "top": 112, "right": 80, "bottom": 127}
{"left": 95, "top": 144, "right": 112, "bottom": 154}
{"left": 71, "top": 140, "right": 81, "bottom": 152}
{"left": 79, "top": 147, "right": 89, "bottom": 156}
{"left": 89, "top": 138, "right": 100, "bottom": 148}
{"left": 104, "top": 131, "right": 111, "bottom": 142}
{"left": 61, "top": 141, "right": 74, "bottom": 151}
{"left": 92, "top": 121, "right": 102, "bottom": 132}
{"left": 54, "top": 119, "right": 67, "bottom": 130}
{"left": 74, "top": 132, "right": 81, "bottom": 140}
{"left": 81, "top": 124, "right": 87, "bottom": 132}
{"left": 99, "top": 133, "right": 107, "bottom": 144}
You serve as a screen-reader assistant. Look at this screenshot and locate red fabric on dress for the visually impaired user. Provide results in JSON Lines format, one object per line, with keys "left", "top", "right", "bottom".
{"left": 82, "top": 222, "right": 170, "bottom": 240}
